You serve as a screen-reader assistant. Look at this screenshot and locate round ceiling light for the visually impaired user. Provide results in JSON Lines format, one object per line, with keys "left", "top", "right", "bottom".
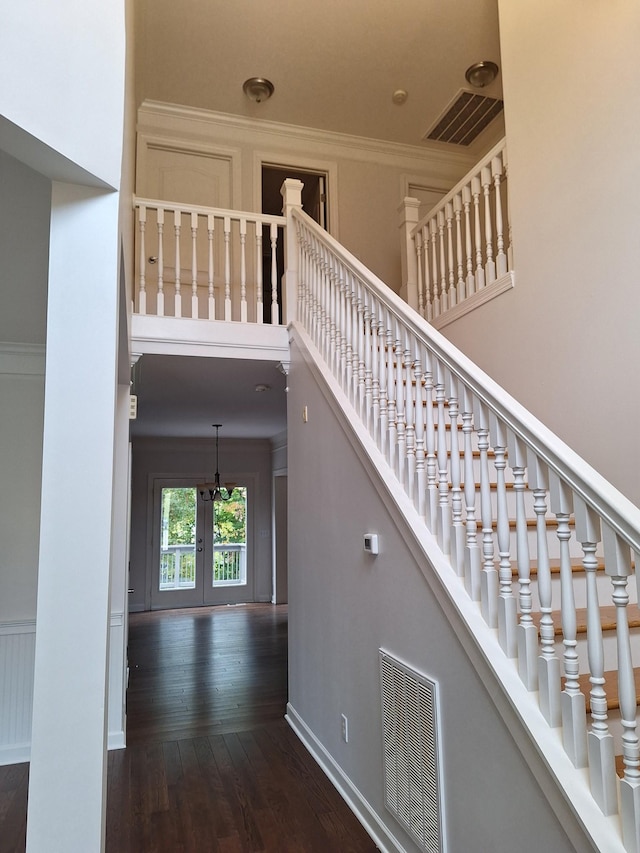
{"left": 465, "top": 61, "right": 499, "bottom": 89}
{"left": 243, "top": 77, "right": 275, "bottom": 103}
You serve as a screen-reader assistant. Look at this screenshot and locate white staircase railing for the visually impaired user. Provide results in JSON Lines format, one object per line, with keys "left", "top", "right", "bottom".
{"left": 400, "top": 138, "right": 514, "bottom": 328}
{"left": 287, "top": 194, "right": 640, "bottom": 852}
{"left": 134, "top": 197, "right": 287, "bottom": 324}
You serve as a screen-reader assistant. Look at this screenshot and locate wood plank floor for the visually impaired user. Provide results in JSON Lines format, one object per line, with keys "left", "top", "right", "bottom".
{"left": 0, "top": 604, "right": 378, "bottom": 852}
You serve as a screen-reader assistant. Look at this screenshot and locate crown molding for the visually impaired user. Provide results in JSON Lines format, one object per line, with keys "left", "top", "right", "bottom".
{"left": 138, "top": 100, "right": 477, "bottom": 174}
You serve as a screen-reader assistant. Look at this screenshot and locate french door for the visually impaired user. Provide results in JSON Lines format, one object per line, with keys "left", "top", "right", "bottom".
{"left": 150, "top": 478, "right": 252, "bottom": 609}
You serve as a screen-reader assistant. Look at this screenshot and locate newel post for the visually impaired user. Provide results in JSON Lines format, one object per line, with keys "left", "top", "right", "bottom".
{"left": 398, "top": 197, "right": 421, "bottom": 311}
{"left": 281, "top": 178, "right": 304, "bottom": 325}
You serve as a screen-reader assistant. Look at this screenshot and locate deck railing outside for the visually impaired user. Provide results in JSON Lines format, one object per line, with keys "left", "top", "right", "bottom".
{"left": 160, "top": 543, "right": 247, "bottom": 590}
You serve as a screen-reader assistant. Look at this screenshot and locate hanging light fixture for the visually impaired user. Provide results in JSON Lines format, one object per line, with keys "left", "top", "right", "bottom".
{"left": 198, "top": 424, "right": 237, "bottom": 502}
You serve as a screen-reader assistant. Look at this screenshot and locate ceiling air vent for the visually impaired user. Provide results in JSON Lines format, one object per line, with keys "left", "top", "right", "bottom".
{"left": 424, "top": 89, "right": 503, "bottom": 146}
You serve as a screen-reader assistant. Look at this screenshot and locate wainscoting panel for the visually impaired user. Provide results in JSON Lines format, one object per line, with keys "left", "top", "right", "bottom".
{"left": 0, "top": 621, "right": 36, "bottom": 765}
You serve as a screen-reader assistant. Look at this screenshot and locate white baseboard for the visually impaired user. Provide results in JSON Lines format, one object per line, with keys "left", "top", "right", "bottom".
{"left": 285, "top": 703, "right": 403, "bottom": 853}
{"left": 0, "top": 743, "right": 30, "bottom": 766}
{"left": 108, "top": 731, "right": 126, "bottom": 750}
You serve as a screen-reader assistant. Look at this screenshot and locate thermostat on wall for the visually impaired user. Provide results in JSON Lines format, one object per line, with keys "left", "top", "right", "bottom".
{"left": 364, "top": 534, "right": 379, "bottom": 555}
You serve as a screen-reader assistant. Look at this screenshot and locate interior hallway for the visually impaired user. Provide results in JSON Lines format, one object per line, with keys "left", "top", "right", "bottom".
{"left": 0, "top": 604, "right": 378, "bottom": 852}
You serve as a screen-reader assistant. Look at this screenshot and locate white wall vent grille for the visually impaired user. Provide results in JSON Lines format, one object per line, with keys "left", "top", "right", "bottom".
{"left": 380, "top": 650, "right": 445, "bottom": 853}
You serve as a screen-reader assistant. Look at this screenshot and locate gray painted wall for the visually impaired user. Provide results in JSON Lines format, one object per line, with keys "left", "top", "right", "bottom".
{"left": 287, "top": 335, "right": 587, "bottom": 853}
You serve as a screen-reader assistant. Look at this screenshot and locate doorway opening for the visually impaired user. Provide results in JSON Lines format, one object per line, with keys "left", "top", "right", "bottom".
{"left": 261, "top": 164, "right": 329, "bottom": 323}
{"left": 151, "top": 478, "right": 252, "bottom": 609}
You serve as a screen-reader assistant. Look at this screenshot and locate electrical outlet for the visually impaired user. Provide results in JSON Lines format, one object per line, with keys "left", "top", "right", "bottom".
{"left": 341, "top": 713, "right": 349, "bottom": 743}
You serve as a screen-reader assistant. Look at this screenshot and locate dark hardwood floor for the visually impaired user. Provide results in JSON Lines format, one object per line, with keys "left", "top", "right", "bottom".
{"left": 0, "top": 603, "right": 378, "bottom": 852}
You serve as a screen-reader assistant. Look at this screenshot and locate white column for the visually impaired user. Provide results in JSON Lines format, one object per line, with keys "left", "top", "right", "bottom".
{"left": 281, "top": 178, "right": 304, "bottom": 325}
{"left": 26, "top": 184, "right": 119, "bottom": 853}
{"left": 398, "top": 197, "right": 420, "bottom": 309}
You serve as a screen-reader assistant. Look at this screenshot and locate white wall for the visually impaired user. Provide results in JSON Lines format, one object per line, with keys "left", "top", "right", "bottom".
{"left": 130, "top": 436, "right": 274, "bottom": 610}
{"left": 441, "top": 1, "right": 640, "bottom": 505}
{"left": 0, "top": 0, "right": 124, "bottom": 186}
{"left": 135, "top": 102, "right": 476, "bottom": 293}
{"left": 286, "top": 335, "right": 591, "bottom": 853}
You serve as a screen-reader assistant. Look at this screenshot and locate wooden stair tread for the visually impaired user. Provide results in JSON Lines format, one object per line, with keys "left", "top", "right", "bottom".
{"left": 575, "top": 665, "right": 640, "bottom": 713}
{"left": 512, "top": 558, "right": 605, "bottom": 577}
{"left": 532, "top": 605, "right": 640, "bottom": 636}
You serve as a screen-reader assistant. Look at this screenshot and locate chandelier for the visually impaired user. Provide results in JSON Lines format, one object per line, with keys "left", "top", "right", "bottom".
{"left": 198, "top": 424, "right": 236, "bottom": 502}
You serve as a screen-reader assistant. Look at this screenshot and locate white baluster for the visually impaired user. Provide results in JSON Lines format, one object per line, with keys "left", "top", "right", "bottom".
{"left": 239, "top": 218, "right": 247, "bottom": 323}
{"left": 454, "top": 194, "right": 465, "bottom": 304}
{"left": 527, "top": 452, "right": 561, "bottom": 727}
{"left": 446, "top": 201, "right": 456, "bottom": 308}
{"left": 602, "top": 524, "right": 640, "bottom": 848}
{"left": 356, "top": 283, "right": 367, "bottom": 420}
{"left": 394, "top": 318, "right": 406, "bottom": 485}
{"left": 492, "top": 155, "right": 507, "bottom": 278}
{"left": 404, "top": 330, "right": 416, "bottom": 499}
{"left": 377, "top": 304, "right": 389, "bottom": 458}
{"left": 137, "top": 205, "right": 147, "bottom": 314}
{"left": 423, "top": 225, "right": 433, "bottom": 321}
{"left": 461, "top": 385, "right": 481, "bottom": 600}
{"left": 462, "top": 186, "right": 475, "bottom": 297}
{"left": 447, "top": 370, "right": 463, "bottom": 575}
{"left": 549, "top": 473, "right": 588, "bottom": 768}
{"left": 415, "top": 230, "right": 424, "bottom": 317}
{"left": 482, "top": 165, "right": 496, "bottom": 284}
{"left": 173, "top": 209, "right": 182, "bottom": 317}
{"left": 338, "top": 271, "right": 349, "bottom": 392}
{"left": 435, "top": 361, "right": 451, "bottom": 555}
{"left": 508, "top": 432, "right": 536, "bottom": 689}
{"left": 475, "top": 400, "right": 497, "bottom": 627}
{"left": 224, "top": 215, "right": 231, "bottom": 321}
{"left": 502, "top": 145, "right": 513, "bottom": 271}
{"left": 491, "top": 414, "right": 516, "bottom": 656}
{"left": 207, "top": 213, "right": 215, "bottom": 320}
{"left": 156, "top": 207, "right": 165, "bottom": 316}
{"left": 370, "top": 305, "right": 381, "bottom": 444}
{"left": 573, "top": 497, "right": 617, "bottom": 815}
{"left": 437, "top": 210, "right": 448, "bottom": 313}
{"left": 255, "top": 225, "right": 263, "bottom": 324}
{"left": 430, "top": 218, "right": 440, "bottom": 317}
{"left": 270, "top": 223, "right": 279, "bottom": 325}
{"left": 386, "top": 314, "right": 398, "bottom": 476}
{"left": 472, "top": 175, "right": 485, "bottom": 291}
{"left": 424, "top": 351, "right": 438, "bottom": 532}
{"left": 414, "top": 344, "right": 426, "bottom": 519}
{"left": 190, "top": 211, "right": 199, "bottom": 319}
{"left": 363, "top": 292, "right": 373, "bottom": 431}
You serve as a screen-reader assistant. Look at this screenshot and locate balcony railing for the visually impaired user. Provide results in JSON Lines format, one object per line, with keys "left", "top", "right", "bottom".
{"left": 399, "top": 138, "right": 514, "bottom": 329}
{"left": 134, "top": 198, "right": 287, "bottom": 325}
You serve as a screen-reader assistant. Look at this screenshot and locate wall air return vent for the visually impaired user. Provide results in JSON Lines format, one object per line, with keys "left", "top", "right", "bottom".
{"left": 379, "top": 650, "right": 445, "bottom": 853}
{"left": 424, "top": 89, "right": 503, "bottom": 146}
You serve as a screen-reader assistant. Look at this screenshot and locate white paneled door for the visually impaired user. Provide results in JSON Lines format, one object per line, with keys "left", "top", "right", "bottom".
{"left": 151, "top": 479, "right": 250, "bottom": 609}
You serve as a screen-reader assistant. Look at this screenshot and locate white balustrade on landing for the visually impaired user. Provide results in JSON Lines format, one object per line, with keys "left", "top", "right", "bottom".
{"left": 399, "top": 138, "right": 514, "bottom": 328}
{"left": 288, "top": 200, "right": 640, "bottom": 851}
{"left": 134, "top": 198, "right": 286, "bottom": 325}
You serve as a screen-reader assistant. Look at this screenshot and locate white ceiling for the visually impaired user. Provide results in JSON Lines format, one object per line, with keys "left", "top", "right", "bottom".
{"left": 131, "top": 355, "right": 288, "bottom": 440}
{"left": 131, "top": 1, "right": 503, "bottom": 441}
{"left": 135, "top": 0, "right": 503, "bottom": 151}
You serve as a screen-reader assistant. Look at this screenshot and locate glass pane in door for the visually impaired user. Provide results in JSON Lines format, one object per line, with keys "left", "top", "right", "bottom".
{"left": 211, "top": 487, "right": 247, "bottom": 587}
{"left": 159, "top": 487, "right": 197, "bottom": 590}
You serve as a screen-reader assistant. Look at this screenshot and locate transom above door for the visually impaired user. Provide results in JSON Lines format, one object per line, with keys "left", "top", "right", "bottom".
{"left": 151, "top": 478, "right": 252, "bottom": 609}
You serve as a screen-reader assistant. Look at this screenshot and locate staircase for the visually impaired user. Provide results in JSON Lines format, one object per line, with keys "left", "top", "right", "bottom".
{"left": 286, "top": 193, "right": 640, "bottom": 852}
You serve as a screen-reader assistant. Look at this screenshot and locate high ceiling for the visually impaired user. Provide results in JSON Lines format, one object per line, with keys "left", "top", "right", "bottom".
{"left": 135, "top": 0, "right": 503, "bottom": 150}
{"left": 131, "top": 1, "right": 503, "bottom": 440}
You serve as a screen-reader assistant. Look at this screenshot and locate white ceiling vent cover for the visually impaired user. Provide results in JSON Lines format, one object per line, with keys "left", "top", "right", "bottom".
{"left": 380, "top": 650, "right": 445, "bottom": 853}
